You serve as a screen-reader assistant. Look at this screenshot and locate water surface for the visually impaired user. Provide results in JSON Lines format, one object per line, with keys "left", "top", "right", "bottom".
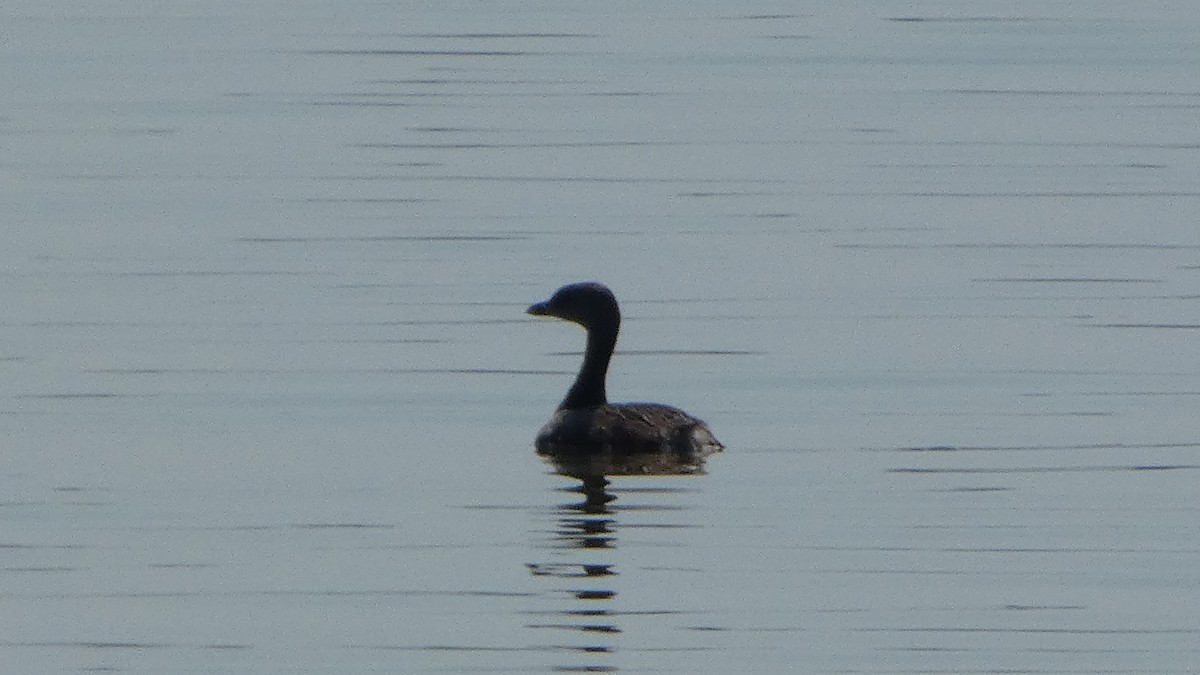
{"left": 3, "top": 2, "right": 1200, "bottom": 673}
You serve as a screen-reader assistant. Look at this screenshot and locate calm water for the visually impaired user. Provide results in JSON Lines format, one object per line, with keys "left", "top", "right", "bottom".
{"left": 4, "top": 2, "right": 1200, "bottom": 673}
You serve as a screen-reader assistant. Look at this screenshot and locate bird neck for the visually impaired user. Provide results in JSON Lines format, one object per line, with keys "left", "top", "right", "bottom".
{"left": 559, "top": 320, "right": 618, "bottom": 411}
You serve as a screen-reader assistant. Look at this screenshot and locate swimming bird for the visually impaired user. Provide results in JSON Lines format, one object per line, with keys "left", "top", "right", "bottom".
{"left": 526, "top": 282, "right": 723, "bottom": 468}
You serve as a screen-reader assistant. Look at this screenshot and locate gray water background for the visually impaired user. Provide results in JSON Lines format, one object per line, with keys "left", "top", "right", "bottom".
{"left": 3, "top": 2, "right": 1200, "bottom": 673}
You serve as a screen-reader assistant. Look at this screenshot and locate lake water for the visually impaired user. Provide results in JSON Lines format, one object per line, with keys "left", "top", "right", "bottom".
{"left": 4, "top": 2, "right": 1200, "bottom": 673}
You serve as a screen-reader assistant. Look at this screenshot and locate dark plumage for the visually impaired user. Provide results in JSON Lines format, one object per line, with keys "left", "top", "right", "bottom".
{"left": 526, "top": 282, "right": 723, "bottom": 469}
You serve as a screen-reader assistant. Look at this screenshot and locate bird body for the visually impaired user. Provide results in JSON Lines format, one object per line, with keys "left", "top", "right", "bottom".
{"left": 535, "top": 402, "right": 723, "bottom": 454}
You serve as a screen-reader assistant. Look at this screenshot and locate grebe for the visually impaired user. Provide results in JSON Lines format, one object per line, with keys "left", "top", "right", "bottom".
{"left": 527, "top": 282, "right": 723, "bottom": 466}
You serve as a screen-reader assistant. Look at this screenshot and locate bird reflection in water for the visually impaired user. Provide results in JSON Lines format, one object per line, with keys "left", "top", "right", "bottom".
{"left": 524, "top": 446, "right": 713, "bottom": 671}
{"left": 522, "top": 282, "right": 721, "bottom": 669}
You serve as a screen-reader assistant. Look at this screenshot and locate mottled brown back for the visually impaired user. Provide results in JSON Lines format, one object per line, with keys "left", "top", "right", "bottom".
{"left": 535, "top": 403, "right": 724, "bottom": 459}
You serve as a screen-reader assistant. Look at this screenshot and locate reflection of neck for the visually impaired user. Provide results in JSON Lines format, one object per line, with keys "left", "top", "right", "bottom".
{"left": 574, "top": 475, "right": 616, "bottom": 514}
{"left": 559, "top": 320, "right": 617, "bottom": 411}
